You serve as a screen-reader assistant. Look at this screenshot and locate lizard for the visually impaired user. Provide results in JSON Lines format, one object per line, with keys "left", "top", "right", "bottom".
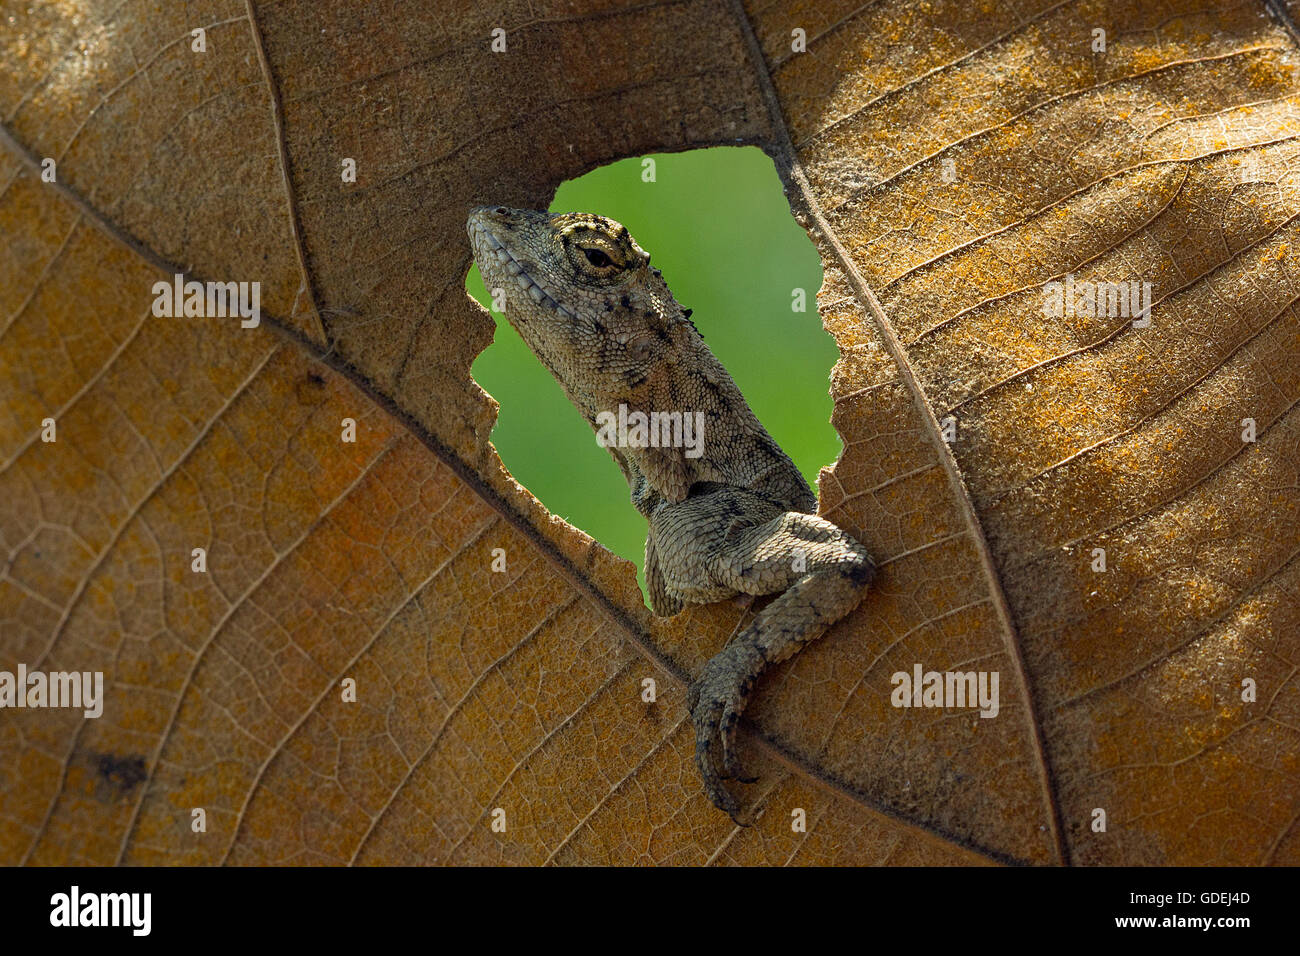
{"left": 466, "top": 205, "right": 874, "bottom": 822}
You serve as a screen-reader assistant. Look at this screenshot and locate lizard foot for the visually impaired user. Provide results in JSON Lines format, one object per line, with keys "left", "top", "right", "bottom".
{"left": 687, "top": 643, "right": 763, "bottom": 822}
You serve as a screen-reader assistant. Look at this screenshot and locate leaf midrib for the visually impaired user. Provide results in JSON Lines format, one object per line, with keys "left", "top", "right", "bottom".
{"left": 723, "top": 0, "right": 1069, "bottom": 865}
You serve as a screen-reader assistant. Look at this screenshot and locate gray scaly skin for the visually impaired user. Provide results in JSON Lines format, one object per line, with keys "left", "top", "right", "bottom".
{"left": 467, "top": 206, "right": 874, "bottom": 821}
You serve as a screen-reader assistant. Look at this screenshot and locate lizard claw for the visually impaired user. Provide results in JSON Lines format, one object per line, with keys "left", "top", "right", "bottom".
{"left": 721, "top": 695, "right": 758, "bottom": 784}
{"left": 688, "top": 643, "right": 762, "bottom": 819}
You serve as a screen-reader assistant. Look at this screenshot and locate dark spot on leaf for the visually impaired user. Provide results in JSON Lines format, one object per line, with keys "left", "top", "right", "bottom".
{"left": 296, "top": 371, "right": 329, "bottom": 406}
{"left": 91, "top": 752, "right": 147, "bottom": 798}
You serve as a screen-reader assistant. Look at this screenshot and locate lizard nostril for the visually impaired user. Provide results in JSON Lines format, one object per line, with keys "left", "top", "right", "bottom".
{"left": 494, "top": 206, "right": 509, "bottom": 216}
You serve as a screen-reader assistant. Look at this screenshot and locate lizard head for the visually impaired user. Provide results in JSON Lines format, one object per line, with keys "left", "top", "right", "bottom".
{"left": 466, "top": 205, "right": 697, "bottom": 404}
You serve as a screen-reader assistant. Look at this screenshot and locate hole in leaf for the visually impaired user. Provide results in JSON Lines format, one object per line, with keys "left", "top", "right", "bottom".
{"left": 468, "top": 146, "right": 837, "bottom": 603}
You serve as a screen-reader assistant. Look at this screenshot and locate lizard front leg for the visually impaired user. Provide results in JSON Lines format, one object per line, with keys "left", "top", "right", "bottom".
{"left": 649, "top": 490, "right": 874, "bottom": 821}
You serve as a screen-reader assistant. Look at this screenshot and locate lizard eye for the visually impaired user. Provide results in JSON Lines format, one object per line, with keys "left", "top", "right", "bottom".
{"left": 582, "top": 247, "right": 614, "bottom": 269}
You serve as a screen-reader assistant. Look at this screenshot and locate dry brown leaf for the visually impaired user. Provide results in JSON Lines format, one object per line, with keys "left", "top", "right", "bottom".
{"left": 2, "top": 0, "right": 1298, "bottom": 866}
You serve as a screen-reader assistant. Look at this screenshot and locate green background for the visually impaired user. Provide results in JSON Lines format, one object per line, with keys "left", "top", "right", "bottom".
{"left": 467, "top": 146, "right": 836, "bottom": 600}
